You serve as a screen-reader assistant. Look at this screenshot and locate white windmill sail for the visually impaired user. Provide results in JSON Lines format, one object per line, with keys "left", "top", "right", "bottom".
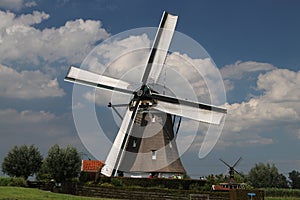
{"left": 148, "top": 93, "right": 226, "bottom": 125}
{"left": 142, "top": 12, "right": 178, "bottom": 84}
{"left": 65, "top": 66, "right": 134, "bottom": 94}
{"left": 102, "top": 12, "right": 179, "bottom": 176}
{"left": 101, "top": 108, "right": 134, "bottom": 176}
{"left": 153, "top": 101, "right": 224, "bottom": 125}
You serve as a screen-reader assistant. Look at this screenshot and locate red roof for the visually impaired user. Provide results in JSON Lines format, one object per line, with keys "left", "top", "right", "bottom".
{"left": 81, "top": 160, "right": 104, "bottom": 172}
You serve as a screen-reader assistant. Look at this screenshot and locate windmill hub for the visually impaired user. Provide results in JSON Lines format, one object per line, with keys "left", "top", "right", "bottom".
{"left": 136, "top": 89, "right": 143, "bottom": 97}
{"left": 130, "top": 85, "right": 157, "bottom": 111}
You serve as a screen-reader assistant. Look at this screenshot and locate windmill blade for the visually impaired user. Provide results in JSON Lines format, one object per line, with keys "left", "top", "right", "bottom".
{"left": 234, "top": 169, "right": 242, "bottom": 176}
{"left": 148, "top": 93, "right": 226, "bottom": 125}
{"left": 65, "top": 66, "right": 134, "bottom": 95}
{"left": 141, "top": 11, "right": 178, "bottom": 84}
{"left": 219, "top": 158, "right": 232, "bottom": 168}
{"left": 101, "top": 101, "right": 140, "bottom": 177}
{"left": 233, "top": 157, "right": 242, "bottom": 168}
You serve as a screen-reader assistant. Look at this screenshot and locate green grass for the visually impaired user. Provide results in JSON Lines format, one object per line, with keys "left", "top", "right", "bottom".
{"left": 266, "top": 198, "right": 300, "bottom": 200}
{"left": 2, "top": 186, "right": 300, "bottom": 200}
{"left": 0, "top": 187, "right": 113, "bottom": 200}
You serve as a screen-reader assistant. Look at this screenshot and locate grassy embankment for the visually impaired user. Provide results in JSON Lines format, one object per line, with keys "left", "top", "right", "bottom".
{"left": 0, "top": 186, "right": 113, "bottom": 200}
{"left": 2, "top": 186, "right": 300, "bottom": 200}
{"left": 266, "top": 198, "right": 300, "bottom": 200}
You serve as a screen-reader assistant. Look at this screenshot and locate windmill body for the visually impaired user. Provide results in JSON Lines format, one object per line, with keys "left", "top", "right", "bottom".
{"left": 120, "top": 112, "right": 186, "bottom": 177}
{"left": 65, "top": 11, "right": 227, "bottom": 177}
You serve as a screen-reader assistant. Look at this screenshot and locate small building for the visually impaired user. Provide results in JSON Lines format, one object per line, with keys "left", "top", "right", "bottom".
{"left": 81, "top": 160, "right": 104, "bottom": 172}
{"left": 80, "top": 160, "right": 104, "bottom": 182}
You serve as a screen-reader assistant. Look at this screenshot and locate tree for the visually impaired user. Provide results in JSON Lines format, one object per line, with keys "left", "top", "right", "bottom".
{"left": 289, "top": 170, "right": 300, "bottom": 189}
{"left": 247, "top": 163, "right": 288, "bottom": 188}
{"left": 2, "top": 145, "right": 43, "bottom": 179}
{"left": 43, "top": 144, "right": 81, "bottom": 182}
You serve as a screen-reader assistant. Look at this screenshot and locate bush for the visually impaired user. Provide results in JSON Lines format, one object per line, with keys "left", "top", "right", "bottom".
{"left": 189, "top": 182, "right": 204, "bottom": 191}
{"left": 0, "top": 177, "right": 10, "bottom": 186}
{"left": 265, "top": 188, "right": 300, "bottom": 197}
{"left": 0, "top": 177, "right": 27, "bottom": 187}
{"left": 100, "top": 182, "right": 113, "bottom": 187}
{"left": 96, "top": 177, "right": 206, "bottom": 190}
{"left": 111, "top": 178, "right": 123, "bottom": 187}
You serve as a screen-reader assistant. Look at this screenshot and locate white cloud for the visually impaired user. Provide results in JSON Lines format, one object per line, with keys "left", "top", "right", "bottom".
{"left": 219, "top": 68, "right": 300, "bottom": 147}
{"left": 0, "top": 10, "right": 110, "bottom": 65}
{"left": 0, "top": 108, "right": 75, "bottom": 143}
{"left": 0, "top": 109, "right": 55, "bottom": 124}
{"left": 220, "top": 61, "right": 277, "bottom": 93}
{"left": 0, "top": 0, "right": 36, "bottom": 11}
{"left": 0, "top": 0, "right": 23, "bottom": 11}
{"left": 24, "top": 1, "right": 37, "bottom": 8}
{"left": 257, "top": 69, "right": 300, "bottom": 102}
{"left": 221, "top": 61, "right": 276, "bottom": 80}
{"left": 165, "top": 53, "right": 226, "bottom": 104}
{"left": 0, "top": 10, "right": 49, "bottom": 27}
{"left": 85, "top": 33, "right": 150, "bottom": 77}
{"left": 0, "top": 64, "right": 65, "bottom": 99}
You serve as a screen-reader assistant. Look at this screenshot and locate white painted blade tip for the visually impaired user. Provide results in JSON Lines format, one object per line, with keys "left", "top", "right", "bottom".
{"left": 101, "top": 165, "right": 113, "bottom": 177}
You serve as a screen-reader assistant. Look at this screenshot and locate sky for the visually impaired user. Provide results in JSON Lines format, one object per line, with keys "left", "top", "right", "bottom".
{"left": 0, "top": 0, "right": 300, "bottom": 179}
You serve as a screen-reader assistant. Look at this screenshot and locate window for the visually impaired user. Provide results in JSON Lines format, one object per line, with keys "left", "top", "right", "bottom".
{"left": 152, "top": 116, "right": 156, "bottom": 122}
{"left": 133, "top": 139, "right": 137, "bottom": 148}
{"left": 151, "top": 150, "right": 157, "bottom": 160}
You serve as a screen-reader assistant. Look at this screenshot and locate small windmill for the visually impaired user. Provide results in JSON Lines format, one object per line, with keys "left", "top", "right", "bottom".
{"left": 219, "top": 157, "right": 242, "bottom": 182}
{"left": 65, "top": 11, "right": 227, "bottom": 177}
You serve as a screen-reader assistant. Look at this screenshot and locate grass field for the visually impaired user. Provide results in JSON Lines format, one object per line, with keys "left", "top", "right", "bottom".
{"left": 1, "top": 186, "right": 300, "bottom": 200}
{"left": 266, "top": 198, "right": 300, "bottom": 200}
{"left": 0, "top": 187, "right": 113, "bottom": 200}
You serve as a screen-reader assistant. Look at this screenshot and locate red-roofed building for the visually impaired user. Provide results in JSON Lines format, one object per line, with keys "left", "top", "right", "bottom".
{"left": 80, "top": 160, "right": 104, "bottom": 182}
{"left": 81, "top": 160, "right": 104, "bottom": 172}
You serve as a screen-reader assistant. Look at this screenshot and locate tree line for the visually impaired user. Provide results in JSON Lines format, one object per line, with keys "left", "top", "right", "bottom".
{"left": 1, "top": 144, "right": 300, "bottom": 189}
{"left": 1, "top": 144, "right": 81, "bottom": 183}
{"left": 204, "top": 163, "right": 300, "bottom": 189}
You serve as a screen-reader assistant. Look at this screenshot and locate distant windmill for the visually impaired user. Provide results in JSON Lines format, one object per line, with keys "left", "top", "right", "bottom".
{"left": 212, "top": 157, "right": 245, "bottom": 191}
{"left": 220, "top": 157, "right": 242, "bottom": 181}
{"left": 65, "top": 11, "right": 227, "bottom": 177}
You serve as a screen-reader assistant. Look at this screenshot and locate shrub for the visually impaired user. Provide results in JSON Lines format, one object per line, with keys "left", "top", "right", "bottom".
{"left": 100, "top": 182, "right": 114, "bottom": 187}
{"left": 0, "top": 177, "right": 10, "bottom": 186}
{"left": 265, "top": 188, "right": 300, "bottom": 197}
{"left": 111, "top": 178, "right": 123, "bottom": 186}
{"left": 96, "top": 177, "right": 206, "bottom": 190}
{"left": 189, "top": 182, "right": 203, "bottom": 191}
{"left": 0, "top": 177, "right": 27, "bottom": 187}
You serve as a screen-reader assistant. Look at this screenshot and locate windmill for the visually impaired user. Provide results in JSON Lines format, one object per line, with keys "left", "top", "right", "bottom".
{"left": 219, "top": 157, "right": 242, "bottom": 182}
{"left": 212, "top": 157, "right": 245, "bottom": 190}
{"left": 65, "top": 11, "right": 227, "bottom": 177}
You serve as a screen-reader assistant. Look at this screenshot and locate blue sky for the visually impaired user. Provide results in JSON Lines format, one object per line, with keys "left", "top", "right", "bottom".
{"left": 0, "top": 0, "right": 300, "bottom": 178}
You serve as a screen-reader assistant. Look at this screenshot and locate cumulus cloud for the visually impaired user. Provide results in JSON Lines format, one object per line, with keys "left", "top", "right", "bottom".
{"left": 219, "top": 68, "right": 300, "bottom": 147}
{"left": 257, "top": 69, "right": 300, "bottom": 102}
{"left": 220, "top": 61, "right": 277, "bottom": 93}
{"left": 0, "top": 0, "right": 37, "bottom": 11}
{"left": 0, "top": 0, "right": 23, "bottom": 11}
{"left": 165, "top": 52, "right": 226, "bottom": 105}
{"left": 0, "top": 10, "right": 110, "bottom": 65}
{"left": 24, "top": 1, "right": 37, "bottom": 8}
{"left": 221, "top": 61, "right": 276, "bottom": 80}
{"left": 0, "top": 64, "right": 65, "bottom": 99}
